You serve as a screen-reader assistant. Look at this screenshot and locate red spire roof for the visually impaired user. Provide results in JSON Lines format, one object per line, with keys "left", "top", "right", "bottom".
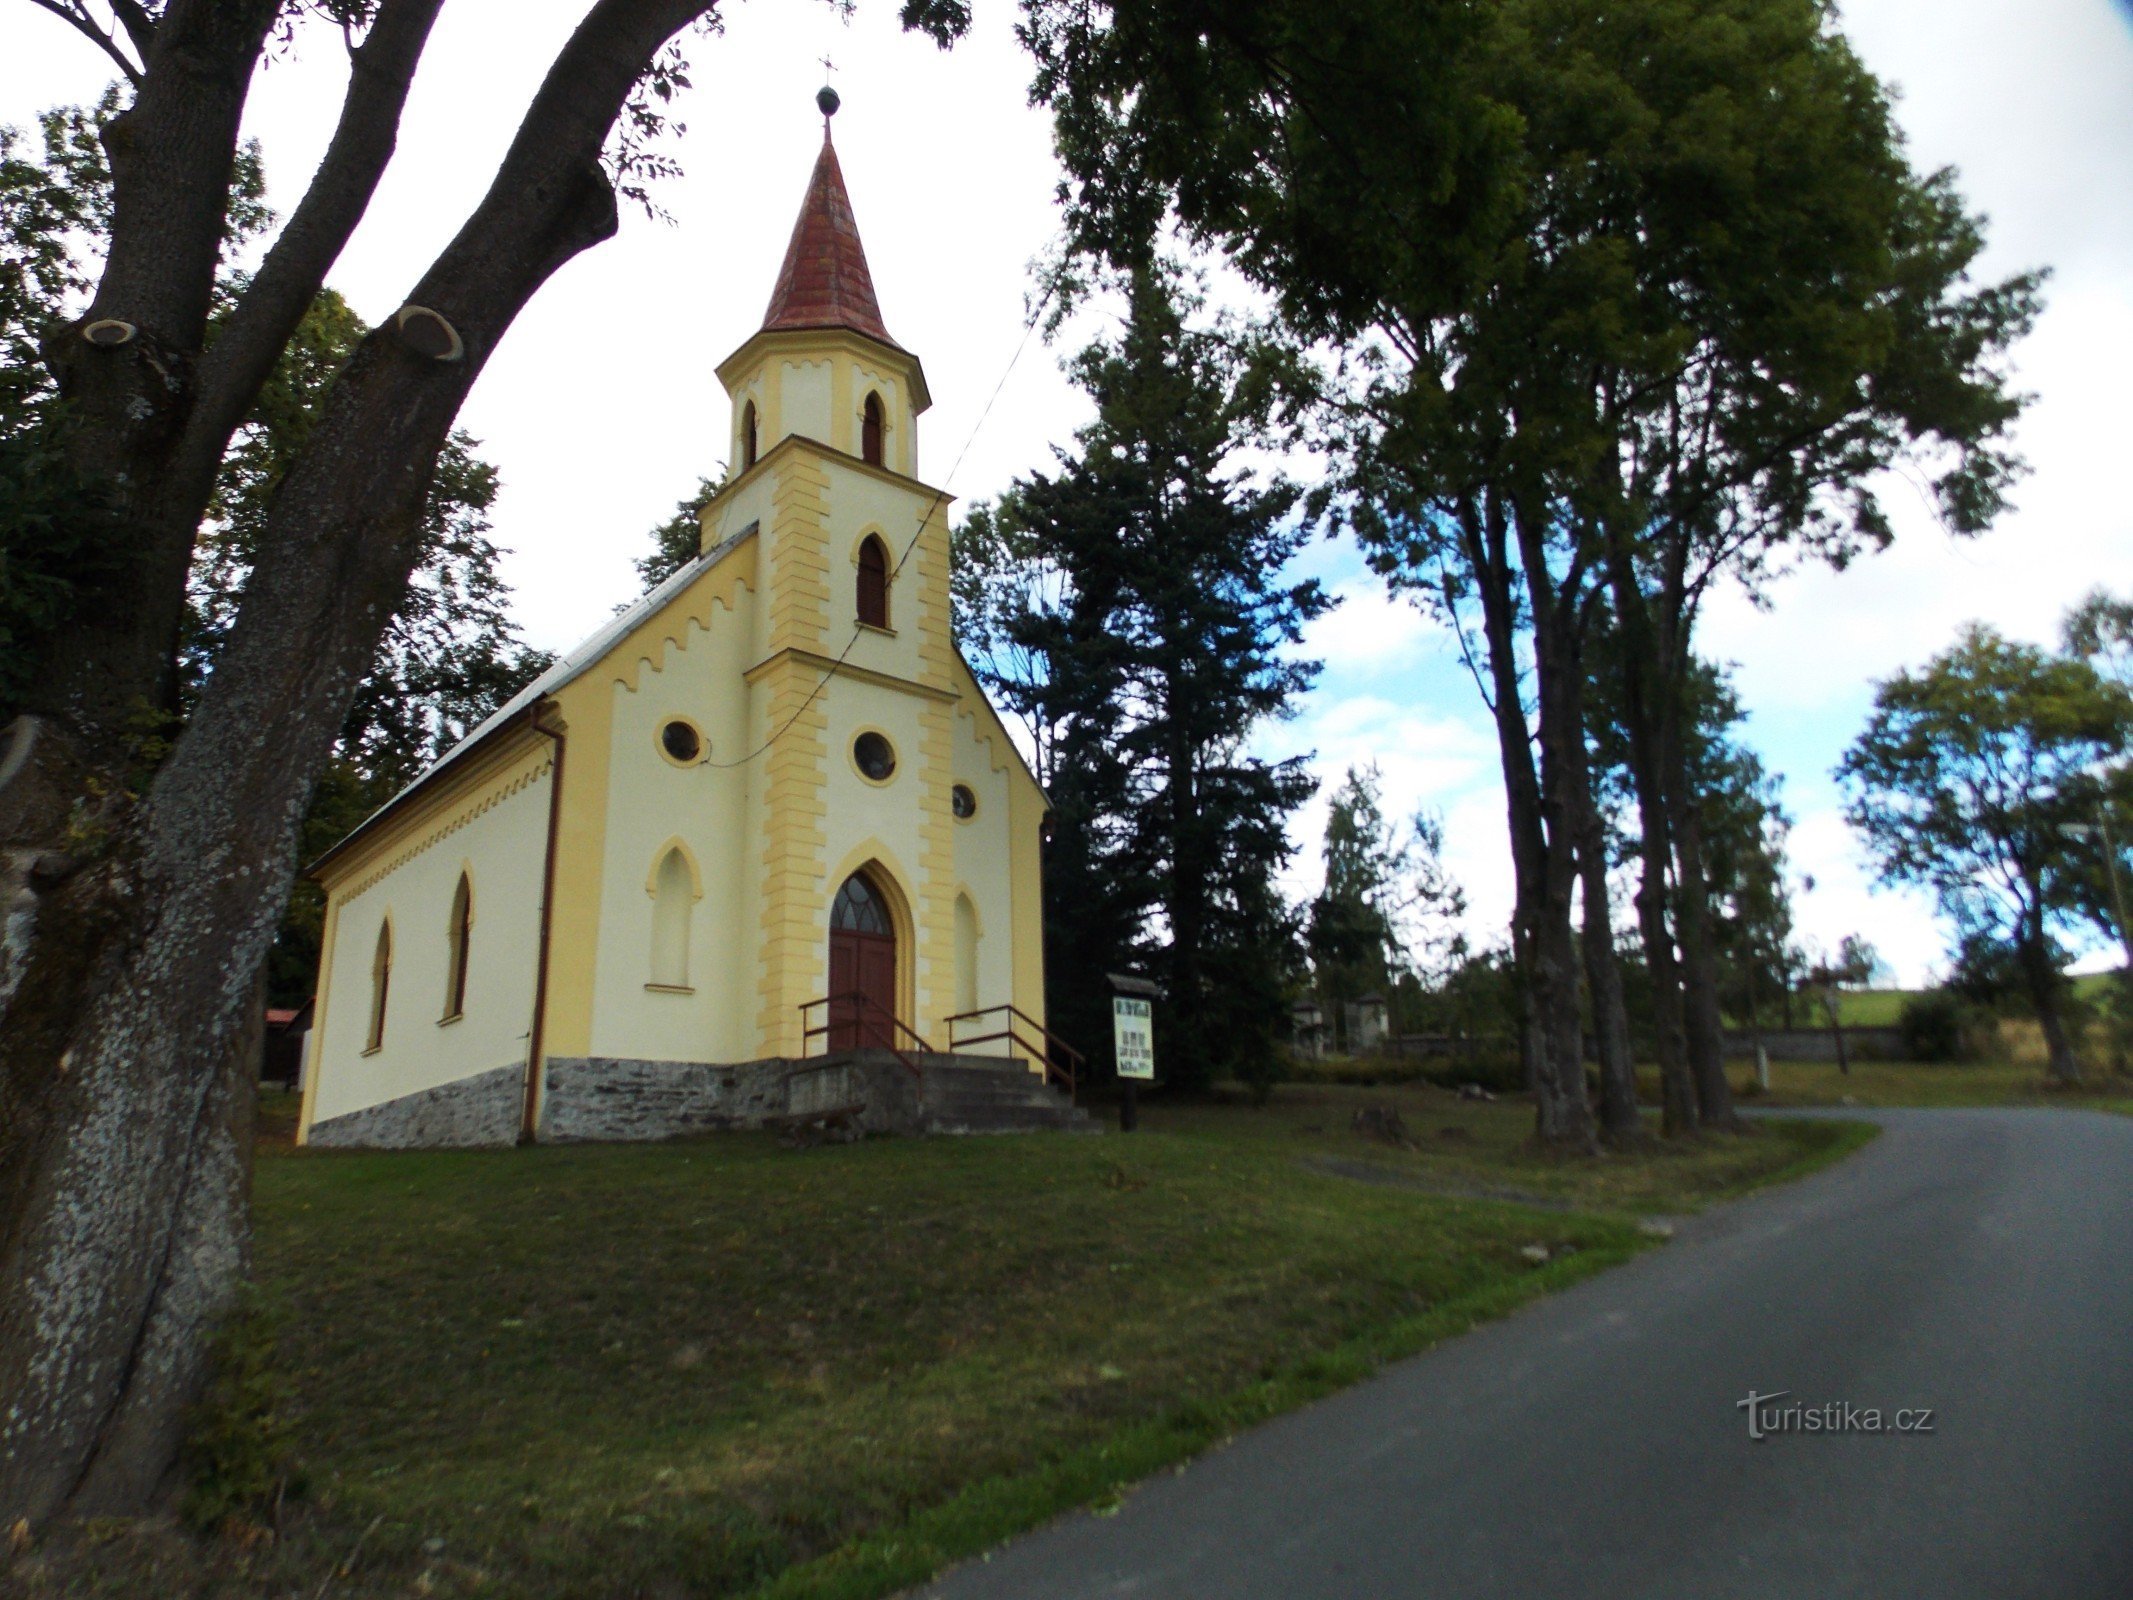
{"left": 760, "top": 132, "right": 899, "bottom": 350}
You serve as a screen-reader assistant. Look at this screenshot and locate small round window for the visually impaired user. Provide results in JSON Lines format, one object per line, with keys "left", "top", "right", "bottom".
{"left": 660, "top": 719, "right": 703, "bottom": 764}
{"left": 951, "top": 783, "right": 977, "bottom": 820}
{"left": 853, "top": 731, "right": 896, "bottom": 782}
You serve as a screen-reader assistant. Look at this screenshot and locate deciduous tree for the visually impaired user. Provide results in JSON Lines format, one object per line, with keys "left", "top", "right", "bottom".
{"left": 0, "top": 0, "right": 970, "bottom": 1527}
{"left": 1030, "top": 0, "right": 2036, "bottom": 1145}
{"left": 1840, "top": 626, "right": 2131, "bottom": 1082}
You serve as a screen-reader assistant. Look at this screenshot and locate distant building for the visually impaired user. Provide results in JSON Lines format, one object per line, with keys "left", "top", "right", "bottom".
{"left": 1291, "top": 1000, "right": 1328, "bottom": 1060}
{"left": 298, "top": 103, "right": 1052, "bottom": 1149}
{"left": 261, "top": 1000, "right": 312, "bottom": 1092}
{"left": 1346, "top": 994, "right": 1390, "bottom": 1054}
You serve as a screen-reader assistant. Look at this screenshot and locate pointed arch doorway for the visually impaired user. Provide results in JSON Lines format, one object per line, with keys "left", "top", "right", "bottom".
{"left": 828, "top": 869, "right": 898, "bottom": 1050}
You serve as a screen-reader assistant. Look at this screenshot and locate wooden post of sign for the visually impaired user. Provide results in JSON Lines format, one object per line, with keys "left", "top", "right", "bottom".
{"left": 1108, "top": 972, "right": 1161, "bottom": 1135}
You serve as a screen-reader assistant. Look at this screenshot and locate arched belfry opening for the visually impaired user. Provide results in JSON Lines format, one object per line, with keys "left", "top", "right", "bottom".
{"left": 857, "top": 534, "right": 889, "bottom": 628}
{"left": 861, "top": 391, "right": 885, "bottom": 466}
{"left": 828, "top": 869, "right": 898, "bottom": 1050}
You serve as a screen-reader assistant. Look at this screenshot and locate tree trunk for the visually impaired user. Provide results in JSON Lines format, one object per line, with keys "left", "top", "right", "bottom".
{"left": 1599, "top": 540, "right": 1699, "bottom": 1135}
{"left": 1668, "top": 779, "right": 1739, "bottom": 1129}
{"left": 1467, "top": 490, "right": 1595, "bottom": 1151}
{"left": 1163, "top": 707, "right": 1207, "bottom": 1086}
{"left": 0, "top": 0, "right": 721, "bottom": 1527}
{"left": 2019, "top": 925, "right": 2081, "bottom": 1083}
{"left": 1574, "top": 786, "right": 1642, "bottom": 1142}
{"left": 33, "top": 0, "right": 447, "bottom": 740}
{"left": 1820, "top": 986, "right": 1850, "bottom": 1074}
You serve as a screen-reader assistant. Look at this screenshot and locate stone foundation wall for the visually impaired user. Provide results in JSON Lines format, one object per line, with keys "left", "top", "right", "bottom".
{"left": 539, "top": 1051, "right": 924, "bottom": 1143}
{"left": 306, "top": 1061, "right": 523, "bottom": 1149}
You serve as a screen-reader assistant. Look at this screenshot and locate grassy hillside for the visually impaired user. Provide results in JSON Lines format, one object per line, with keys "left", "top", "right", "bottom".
{"left": 21, "top": 1086, "right": 1868, "bottom": 1600}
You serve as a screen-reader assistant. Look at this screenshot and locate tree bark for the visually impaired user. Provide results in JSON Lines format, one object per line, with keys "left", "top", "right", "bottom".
{"left": 1571, "top": 743, "right": 1642, "bottom": 1143}
{"left": 31, "top": 0, "right": 285, "bottom": 736}
{"left": 1459, "top": 490, "right": 1596, "bottom": 1151}
{"left": 2019, "top": 921, "right": 2082, "bottom": 1083}
{"left": 0, "top": 0, "right": 723, "bottom": 1527}
{"left": 1820, "top": 985, "right": 1851, "bottom": 1075}
{"left": 1668, "top": 770, "right": 1739, "bottom": 1129}
{"left": 1598, "top": 553, "right": 1697, "bottom": 1136}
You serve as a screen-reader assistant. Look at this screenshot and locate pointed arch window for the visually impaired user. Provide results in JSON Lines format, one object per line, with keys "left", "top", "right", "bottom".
{"left": 651, "top": 847, "right": 694, "bottom": 989}
{"left": 954, "top": 894, "right": 981, "bottom": 1017}
{"left": 862, "top": 391, "right": 887, "bottom": 467}
{"left": 741, "top": 400, "right": 759, "bottom": 470}
{"left": 443, "top": 873, "right": 472, "bottom": 1020}
{"left": 857, "top": 534, "right": 890, "bottom": 629}
{"left": 366, "top": 921, "right": 392, "bottom": 1053}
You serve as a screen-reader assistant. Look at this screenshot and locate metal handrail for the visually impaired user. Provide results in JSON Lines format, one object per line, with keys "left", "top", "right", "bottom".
{"left": 943, "top": 1002, "right": 1083, "bottom": 1100}
{"left": 799, "top": 992, "right": 934, "bottom": 1078}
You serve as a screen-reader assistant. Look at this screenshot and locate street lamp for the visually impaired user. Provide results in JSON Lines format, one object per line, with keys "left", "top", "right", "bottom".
{"left": 2062, "top": 813, "right": 2133, "bottom": 974}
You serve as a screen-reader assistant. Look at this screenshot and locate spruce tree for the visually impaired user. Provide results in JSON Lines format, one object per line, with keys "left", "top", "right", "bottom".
{"left": 985, "top": 267, "right": 1325, "bottom": 1091}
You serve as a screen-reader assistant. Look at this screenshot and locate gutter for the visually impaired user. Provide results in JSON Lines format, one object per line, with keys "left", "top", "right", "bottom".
{"left": 522, "top": 701, "right": 566, "bottom": 1143}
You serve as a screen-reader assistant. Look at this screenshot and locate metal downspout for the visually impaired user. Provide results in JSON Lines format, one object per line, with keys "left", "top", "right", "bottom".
{"left": 522, "top": 702, "right": 566, "bottom": 1143}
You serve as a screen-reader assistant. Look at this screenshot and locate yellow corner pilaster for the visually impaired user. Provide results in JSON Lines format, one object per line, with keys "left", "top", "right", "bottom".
{"left": 538, "top": 682, "right": 613, "bottom": 1060}
{"left": 767, "top": 456, "right": 831, "bottom": 655}
{"left": 293, "top": 891, "right": 341, "bottom": 1146}
{"left": 754, "top": 653, "right": 831, "bottom": 1056}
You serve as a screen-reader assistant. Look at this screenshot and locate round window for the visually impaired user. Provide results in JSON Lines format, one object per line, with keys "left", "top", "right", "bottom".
{"left": 951, "top": 783, "right": 977, "bottom": 820}
{"left": 661, "top": 720, "right": 703, "bottom": 764}
{"left": 853, "top": 731, "right": 896, "bottom": 782}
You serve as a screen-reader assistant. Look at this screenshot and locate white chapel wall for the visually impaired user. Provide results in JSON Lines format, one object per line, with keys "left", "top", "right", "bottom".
{"left": 309, "top": 761, "right": 551, "bottom": 1126}
{"left": 779, "top": 356, "right": 834, "bottom": 447}
{"left": 587, "top": 567, "right": 760, "bottom": 1066}
{"left": 950, "top": 700, "right": 1018, "bottom": 1055}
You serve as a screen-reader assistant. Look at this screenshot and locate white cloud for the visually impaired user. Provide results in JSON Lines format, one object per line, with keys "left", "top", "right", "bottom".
{"left": 1263, "top": 691, "right": 1512, "bottom": 940}
{"left": 1295, "top": 581, "right": 1439, "bottom": 673}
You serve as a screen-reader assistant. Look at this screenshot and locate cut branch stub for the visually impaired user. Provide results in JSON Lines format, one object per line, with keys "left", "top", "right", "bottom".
{"left": 81, "top": 319, "right": 137, "bottom": 347}
{"left": 392, "top": 304, "right": 464, "bottom": 361}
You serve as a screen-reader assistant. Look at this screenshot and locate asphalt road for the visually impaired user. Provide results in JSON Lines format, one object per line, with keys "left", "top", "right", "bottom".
{"left": 921, "top": 1109, "right": 2133, "bottom": 1600}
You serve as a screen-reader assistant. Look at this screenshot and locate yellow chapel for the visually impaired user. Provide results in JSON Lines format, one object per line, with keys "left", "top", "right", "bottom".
{"left": 296, "top": 104, "right": 1079, "bottom": 1147}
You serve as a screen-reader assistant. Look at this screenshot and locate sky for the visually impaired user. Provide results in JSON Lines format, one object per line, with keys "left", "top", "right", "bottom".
{"left": 4, "top": 0, "right": 2130, "bottom": 985}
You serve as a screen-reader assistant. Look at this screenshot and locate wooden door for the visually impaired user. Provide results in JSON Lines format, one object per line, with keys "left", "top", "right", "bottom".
{"left": 828, "top": 872, "right": 897, "bottom": 1050}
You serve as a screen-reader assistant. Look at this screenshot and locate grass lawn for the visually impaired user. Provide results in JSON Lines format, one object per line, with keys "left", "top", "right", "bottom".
{"left": 1730, "top": 1057, "right": 2133, "bottom": 1115}
{"left": 22, "top": 1084, "right": 1867, "bottom": 1600}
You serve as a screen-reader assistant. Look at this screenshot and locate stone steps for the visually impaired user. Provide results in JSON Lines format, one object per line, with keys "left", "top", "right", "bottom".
{"left": 917, "top": 1056, "right": 1096, "bottom": 1135}
{"left": 805, "top": 1048, "right": 1096, "bottom": 1135}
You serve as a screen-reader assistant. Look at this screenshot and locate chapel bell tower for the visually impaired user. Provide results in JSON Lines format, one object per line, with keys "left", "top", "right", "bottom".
{"left": 713, "top": 86, "right": 931, "bottom": 486}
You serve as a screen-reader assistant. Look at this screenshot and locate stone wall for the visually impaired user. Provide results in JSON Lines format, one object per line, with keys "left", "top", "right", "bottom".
{"left": 306, "top": 1061, "right": 523, "bottom": 1149}
{"left": 1722, "top": 1026, "right": 1906, "bottom": 1063}
{"left": 539, "top": 1051, "right": 924, "bottom": 1143}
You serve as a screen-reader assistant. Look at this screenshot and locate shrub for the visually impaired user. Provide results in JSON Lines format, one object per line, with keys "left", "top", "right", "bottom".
{"left": 1898, "top": 990, "right": 1976, "bottom": 1064}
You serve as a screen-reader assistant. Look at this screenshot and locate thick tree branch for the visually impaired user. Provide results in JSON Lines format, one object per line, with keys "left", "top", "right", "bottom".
{"left": 24, "top": 0, "right": 144, "bottom": 84}
{"left": 106, "top": 0, "right": 155, "bottom": 56}
{"left": 180, "top": 0, "right": 447, "bottom": 504}
{"left": 0, "top": 0, "right": 732, "bottom": 1528}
